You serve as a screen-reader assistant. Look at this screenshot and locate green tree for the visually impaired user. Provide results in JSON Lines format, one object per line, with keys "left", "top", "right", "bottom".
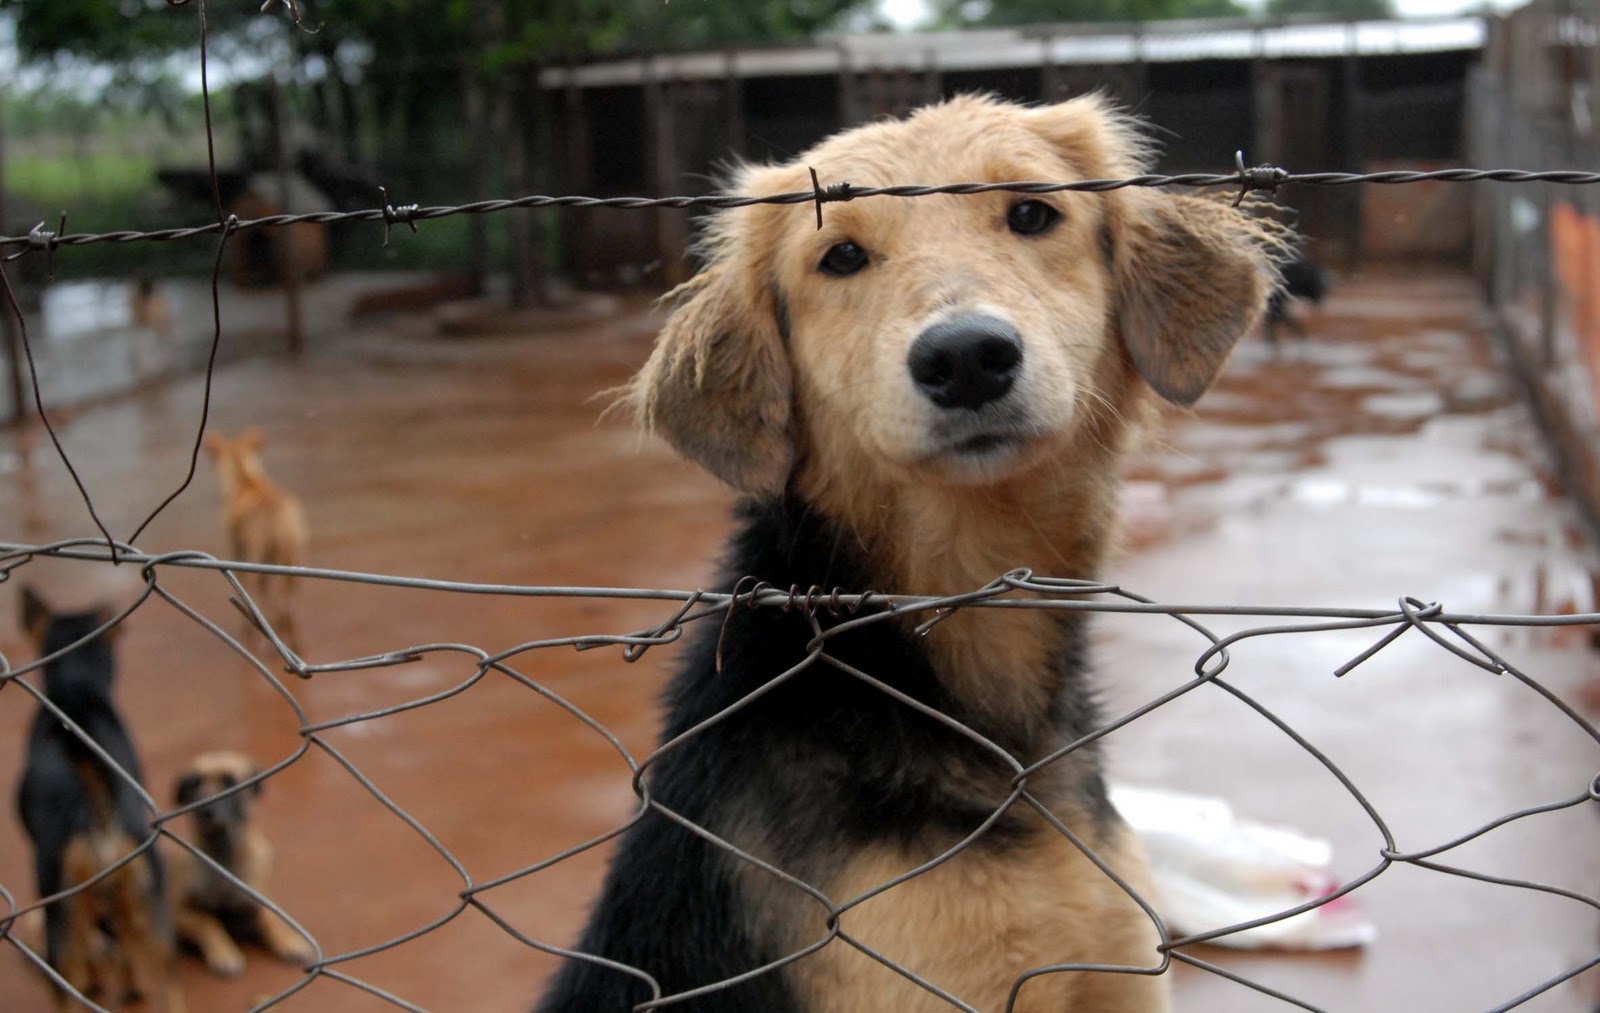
{"left": 4, "top": 0, "right": 881, "bottom": 301}
{"left": 2, "top": 0, "right": 879, "bottom": 159}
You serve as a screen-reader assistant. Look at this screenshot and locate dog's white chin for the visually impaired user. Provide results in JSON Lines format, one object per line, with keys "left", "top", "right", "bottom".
{"left": 925, "top": 433, "right": 1036, "bottom": 484}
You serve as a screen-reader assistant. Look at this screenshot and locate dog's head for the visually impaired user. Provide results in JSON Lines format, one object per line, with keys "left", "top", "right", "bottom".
{"left": 203, "top": 427, "right": 268, "bottom": 491}
{"left": 626, "top": 94, "right": 1283, "bottom": 496}
{"left": 21, "top": 584, "right": 119, "bottom": 710}
{"left": 175, "top": 750, "right": 263, "bottom": 835}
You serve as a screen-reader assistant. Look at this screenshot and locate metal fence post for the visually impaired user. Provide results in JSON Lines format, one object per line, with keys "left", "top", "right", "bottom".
{"left": 270, "top": 72, "right": 305, "bottom": 357}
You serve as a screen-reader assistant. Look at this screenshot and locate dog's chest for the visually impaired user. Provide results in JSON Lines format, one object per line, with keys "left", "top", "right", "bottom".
{"left": 190, "top": 858, "right": 255, "bottom": 914}
{"left": 777, "top": 818, "right": 1158, "bottom": 1013}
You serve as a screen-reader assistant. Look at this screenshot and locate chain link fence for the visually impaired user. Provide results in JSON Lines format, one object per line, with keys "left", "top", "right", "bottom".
{"left": 2, "top": 539, "right": 1599, "bottom": 1012}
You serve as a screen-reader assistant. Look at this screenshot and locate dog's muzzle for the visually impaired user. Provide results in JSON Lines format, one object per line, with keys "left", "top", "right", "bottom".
{"left": 907, "top": 314, "right": 1023, "bottom": 411}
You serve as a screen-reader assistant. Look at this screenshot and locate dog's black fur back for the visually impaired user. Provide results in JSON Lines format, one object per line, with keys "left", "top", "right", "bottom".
{"left": 536, "top": 497, "right": 1108, "bottom": 1011}
{"left": 15, "top": 597, "right": 172, "bottom": 972}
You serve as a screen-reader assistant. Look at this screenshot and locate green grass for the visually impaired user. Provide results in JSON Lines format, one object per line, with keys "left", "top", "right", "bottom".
{"left": 4, "top": 152, "right": 159, "bottom": 208}
{"left": 2, "top": 152, "right": 225, "bottom": 278}
{"left": 2, "top": 153, "right": 565, "bottom": 281}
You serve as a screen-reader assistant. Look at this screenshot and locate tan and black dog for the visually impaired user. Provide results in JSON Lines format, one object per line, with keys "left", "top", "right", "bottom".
{"left": 15, "top": 586, "right": 185, "bottom": 1012}
{"left": 538, "top": 94, "right": 1282, "bottom": 1011}
{"left": 165, "top": 751, "right": 312, "bottom": 976}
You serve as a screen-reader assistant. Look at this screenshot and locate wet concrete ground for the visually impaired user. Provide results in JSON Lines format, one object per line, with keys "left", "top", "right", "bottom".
{"left": 3, "top": 273, "right": 463, "bottom": 417}
{"left": 2, "top": 266, "right": 1599, "bottom": 1011}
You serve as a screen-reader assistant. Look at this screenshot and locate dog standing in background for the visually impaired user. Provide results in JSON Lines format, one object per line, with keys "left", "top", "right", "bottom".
{"left": 202, "top": 428, "right": 308, "bottom": 650}
{"left": 15, "top": 586, "right": 185, "bottom": 1012}
{"left": 165, "top": 751, "right": 312, "bottom": 976}
{"left": 1263, "top": 250, "right": 1329, "bottom": 345}
{"left": 129, "top": 275, "right": 172, "bottom": 343}
{"left": 539, "top": 94, "right": 1283, "bottom": 1012}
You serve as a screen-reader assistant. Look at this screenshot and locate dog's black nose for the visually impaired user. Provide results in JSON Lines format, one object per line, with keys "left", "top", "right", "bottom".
{"left": 907, "top": 315, "right": 1024, "bottom": 411}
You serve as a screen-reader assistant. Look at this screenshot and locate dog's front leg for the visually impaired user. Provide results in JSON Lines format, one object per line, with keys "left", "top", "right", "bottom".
{"left": 175, "top": 906, "right": 244, "bottom": 977}
{"left": 256, "top": 905, "right": 314, "bottom": 966}
{"left": 112, "top": 871, "right": 184, "bottom": 1013}
{"left": 50, "top": 901, "right": 95, "bottom": 1013}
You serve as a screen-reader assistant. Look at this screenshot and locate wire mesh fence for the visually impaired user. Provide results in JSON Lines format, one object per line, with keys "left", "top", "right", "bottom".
{"left": 1, "top": 538, "right": 1599, "bottom": 1012}
{"left": 5, "top": 174, "right": 1600, "bottom": 1009}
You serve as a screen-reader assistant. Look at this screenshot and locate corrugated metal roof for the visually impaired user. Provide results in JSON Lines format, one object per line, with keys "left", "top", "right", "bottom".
{"left": 538, "top": 17, "right": 1485, "bottom": 89}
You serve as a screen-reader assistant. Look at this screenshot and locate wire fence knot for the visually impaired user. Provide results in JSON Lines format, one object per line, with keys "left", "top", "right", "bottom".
{"left": 808, "top": 167, "right": 855, "bottom": 229}
{"left": 1232, "top": 151, "right": 1290, "bottom": 207}
{"left": 378, "top": 187, "right": 421, "bottom": 248}
{"left": 4, "top": 218, "right": 65, "bottom": 281}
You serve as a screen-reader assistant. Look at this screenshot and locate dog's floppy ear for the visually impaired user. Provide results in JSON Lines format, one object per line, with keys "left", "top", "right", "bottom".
{"left": 202, "top": 431, "right": 226, "bottom": 457}
{"left": 1027, "top": 93, "right": 1152, "bottom": 180}
{"left": 240, "top": 426, "right": 265, "bottom": 451}
{"left": 175, "top": 772, "right": 205, "bottom": 807}
{"left": 1109, "top": 192, "right": 1280, "bottom": 406}
{"left": 628, "top": 260, "right": 793, "bottom": 496}
{"left": 20, "top": 584, "right": 51, "bottom": 647}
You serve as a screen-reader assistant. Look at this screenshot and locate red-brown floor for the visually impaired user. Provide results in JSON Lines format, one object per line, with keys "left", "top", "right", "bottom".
{"left": 2, "top": 268, "right": 1599, "bottom": 1011}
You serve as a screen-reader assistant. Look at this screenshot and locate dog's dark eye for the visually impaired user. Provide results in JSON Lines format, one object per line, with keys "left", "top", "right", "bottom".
{"left": 818, "top": 241, "right": 869, "bottom": 277}
{"left": 1007, "top": 200, "right": 1060, "bottom": 237}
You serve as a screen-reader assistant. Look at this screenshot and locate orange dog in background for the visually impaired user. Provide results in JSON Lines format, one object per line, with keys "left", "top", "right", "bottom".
{"left": 202, "top": 428, "right": 307, "bottom": 649}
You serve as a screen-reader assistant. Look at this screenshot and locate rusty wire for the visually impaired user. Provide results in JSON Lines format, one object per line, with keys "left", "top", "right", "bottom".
{"left": 8, "top": 162, "right": 1600, "bottom": 560}
{"left": 0, "top": 539, "right": 1598, "bottom": 1012}
{"left": 0, "top": 0, "right": 1596, "bottom": 554}
{"left": 5, "top": 167, "right": 1600, "bottom": 256}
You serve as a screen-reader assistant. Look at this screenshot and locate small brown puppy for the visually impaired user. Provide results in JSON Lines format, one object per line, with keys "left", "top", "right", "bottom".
{"left": 201, "top": 428, "right": 308, "bottom": 649}
{"left": 166, "top": 752, "right": 311, "bottom": 975}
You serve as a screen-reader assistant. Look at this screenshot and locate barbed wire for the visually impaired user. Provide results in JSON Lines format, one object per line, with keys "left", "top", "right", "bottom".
{"left": 5, "top": 167, "right": 1600, "bottom": 255}
{"left": 1, "top": 540, "right": 1598, "bottom": 1012}
{"left": 3, "top": 0, "right": 1596, "bottom": 559}
{"left": 7, "top": 161, "right": 1600, "bottom": 558}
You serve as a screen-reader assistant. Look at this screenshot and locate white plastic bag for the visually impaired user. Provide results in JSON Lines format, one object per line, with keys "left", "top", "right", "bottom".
{"left": 1111, "top": 784, "right": 1377, "bottom": 951}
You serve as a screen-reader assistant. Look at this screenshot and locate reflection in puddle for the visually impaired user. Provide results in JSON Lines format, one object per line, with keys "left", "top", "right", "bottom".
{"left": 1363, "top": 391, "right": 1445, "bottom": 419}
{"left": 1287, "top": 477, "right": 1447, "bottom": 509}
{"left": 37, "top": 280, "right": 134, "bottom": 340}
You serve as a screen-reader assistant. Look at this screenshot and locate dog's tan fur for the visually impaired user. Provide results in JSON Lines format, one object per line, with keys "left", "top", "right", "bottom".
{"left": 733, "top": 797, "right": 1166, "bottom": 1013}
{"left": 53, "top": 770, "right": 186, "bottom": 1013}
{"left": 202, "top": 428, "right": 307, "bottom": 649}
{"left": 621, "top": 94, "right": 1282, "bottom": 1009}
{"left": 165, "top": 751, "right": 311, "bottom": 976}
{"left": 632, "top": 98, "right": 1280, "bottom": 730}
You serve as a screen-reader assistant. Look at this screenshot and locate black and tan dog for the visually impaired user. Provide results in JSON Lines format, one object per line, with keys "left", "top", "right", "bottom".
{"left": 165, "top": 750, "right": 312, "bottom": 976}
{"left": 15, "top": 586, "right": 184, "bottom": 1012}
{"left": 538, "top": 95, "right": 1281, "bottom": 1011}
